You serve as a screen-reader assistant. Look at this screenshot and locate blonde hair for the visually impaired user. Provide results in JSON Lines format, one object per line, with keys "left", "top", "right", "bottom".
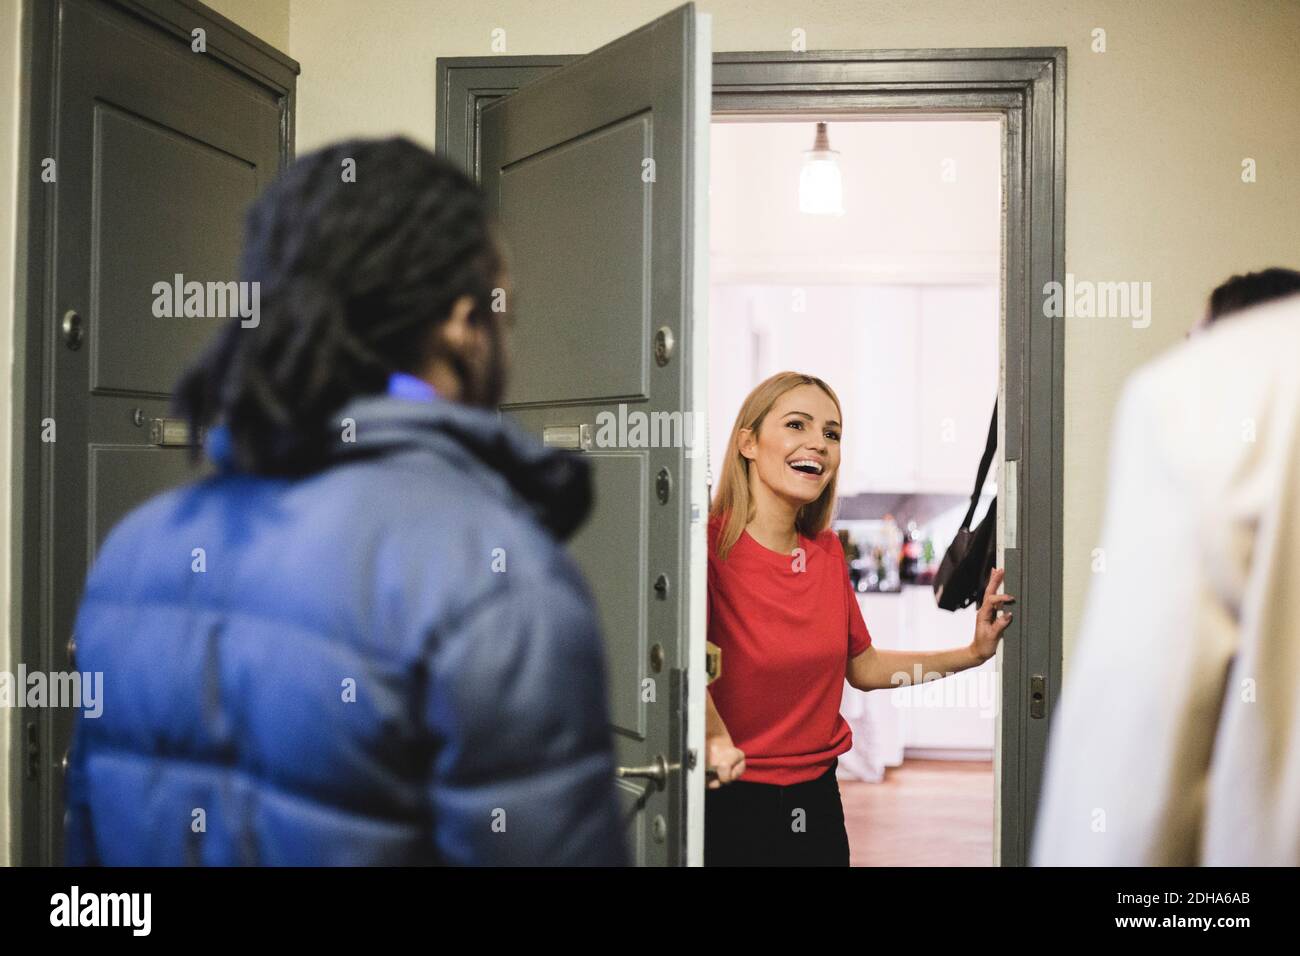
{"left": 710, "top": 371, "right": 843, "bottom": 561}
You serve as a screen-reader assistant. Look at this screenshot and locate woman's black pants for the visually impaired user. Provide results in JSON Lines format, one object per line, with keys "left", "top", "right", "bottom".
{"left": 704, "top": 759, "right": 850, "bottom": 866}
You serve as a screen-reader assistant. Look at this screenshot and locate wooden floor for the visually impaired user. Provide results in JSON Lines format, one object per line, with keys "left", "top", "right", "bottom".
{"left": 840, "top": 759, "right": 994, "bottom": 866}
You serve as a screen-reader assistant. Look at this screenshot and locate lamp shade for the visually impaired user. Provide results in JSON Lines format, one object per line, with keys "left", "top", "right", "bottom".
{"left": 799, "top": 122, "right": 844, "bottom": 216}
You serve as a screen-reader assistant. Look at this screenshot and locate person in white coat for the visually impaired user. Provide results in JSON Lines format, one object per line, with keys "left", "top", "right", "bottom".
{"left": 1032, "top": 290, "right": 1300, "bottom": 866}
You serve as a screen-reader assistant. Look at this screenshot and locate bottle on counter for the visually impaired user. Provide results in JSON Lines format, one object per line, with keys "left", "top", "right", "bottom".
{"left": 918, "top": 530, "right": 936, "bottom": 584}
{"left": 899, "top": 519, "right": 921, "bottom": 584}
{"left": 881, "top": 514, "right": 902, "bottom": 591}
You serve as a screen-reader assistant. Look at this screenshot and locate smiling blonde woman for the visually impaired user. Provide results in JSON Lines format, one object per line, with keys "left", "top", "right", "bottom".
{"left": 705, "top": 371, "right": 1015, "bottom": 867}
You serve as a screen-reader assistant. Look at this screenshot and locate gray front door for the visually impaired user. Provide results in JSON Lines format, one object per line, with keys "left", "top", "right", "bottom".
{"left": 17, "top": 0, "right": 296, "bottom": 865}
{"left": 477, "top": 3, "right": 712, "bottom": 865}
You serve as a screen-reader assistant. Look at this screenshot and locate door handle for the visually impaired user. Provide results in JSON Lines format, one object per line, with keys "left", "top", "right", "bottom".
{"left": 542, "top": 423, "right": 592, "bottom": 451}
{"left": 617, "top": 752, "right": 719, "bottom": 787}
{"left": 616, "top": 754, "right": 679, "bottom": 790}
{"left": 150, "top": 417, "right": 203, "bottom": 447}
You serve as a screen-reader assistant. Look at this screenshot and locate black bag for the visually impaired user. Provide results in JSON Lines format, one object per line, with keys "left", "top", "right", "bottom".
{"left": 933, "top": 401, "right": 998, "bottom": 611}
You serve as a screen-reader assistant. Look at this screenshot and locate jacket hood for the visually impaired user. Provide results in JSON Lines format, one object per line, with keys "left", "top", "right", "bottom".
{"left": 205, "top": 396, "right": 592, "bottom": 541}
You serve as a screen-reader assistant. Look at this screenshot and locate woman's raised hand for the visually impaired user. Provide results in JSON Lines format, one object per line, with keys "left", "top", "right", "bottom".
{"left": 972, "top": 567, "right": 1015, "bottom": 663}
{"left": 706, "top": 734, "right": 746, "bottom": 790}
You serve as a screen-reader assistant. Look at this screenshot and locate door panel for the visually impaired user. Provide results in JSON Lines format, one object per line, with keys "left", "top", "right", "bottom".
{"left": 569, "top": 455, "right": 649, "bottom": 740}
{"left": 500, "top": 117, "right": 652, "bottom": 404}
{"left": 478, "top": 3, "right": 710, "bottom": 865}
{"left": 90, "top": 103, "right": 258, "bottom": 394}
{"left": 88, "top": 446, "right": 199, "bottom": 556}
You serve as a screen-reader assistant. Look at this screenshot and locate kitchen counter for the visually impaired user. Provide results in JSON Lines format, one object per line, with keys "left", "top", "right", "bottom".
{"left": 837, "top": 588, "right": 996, "bottom": 782}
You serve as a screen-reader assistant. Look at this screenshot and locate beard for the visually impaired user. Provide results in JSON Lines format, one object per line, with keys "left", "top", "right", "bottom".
{"left": 449, "top": 314, "right": 508, "bottom": 409}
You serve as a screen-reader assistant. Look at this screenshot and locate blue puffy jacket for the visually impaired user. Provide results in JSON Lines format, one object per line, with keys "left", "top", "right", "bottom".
{"left": 64, "top": 394, "right": 627, "bottom": 865}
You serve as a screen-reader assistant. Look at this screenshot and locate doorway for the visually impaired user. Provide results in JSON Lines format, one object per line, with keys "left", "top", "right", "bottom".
{"left": 440, "top": 28, "right": 1065, "bottom": 868}
{"left": 709, "top": 115, "right": 1002, "bottom": 864}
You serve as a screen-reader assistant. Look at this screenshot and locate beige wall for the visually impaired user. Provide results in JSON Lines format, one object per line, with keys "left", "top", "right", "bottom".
{"left": 205, "top": 0, "right": 290, "bottom": 52}
{"left": 288, "top": 0, "right": 1300, "bottom": 662}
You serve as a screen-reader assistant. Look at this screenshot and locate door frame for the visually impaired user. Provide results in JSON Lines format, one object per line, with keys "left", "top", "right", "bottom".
{"left": 8, "top": 0, "right": 299, "bottom": 867}
{"left": 438, "top": 46, "right": 1066, "bottom": 867}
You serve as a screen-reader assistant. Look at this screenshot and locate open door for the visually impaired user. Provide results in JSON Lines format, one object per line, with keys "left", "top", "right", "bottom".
{"left": 477, "top": 3, "right": 711, "bottom": 865}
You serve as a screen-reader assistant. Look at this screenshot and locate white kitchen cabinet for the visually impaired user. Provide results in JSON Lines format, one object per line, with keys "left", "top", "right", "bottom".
{"left": 894, "top": 586, "right": 996, "bottom": 753}
{"left": 916, "top": 285, "right": 1000, "bottom": 494}
{"left": 848, "top": 286, "right": 921, "bottom": 494}
{"left": 838, "top": 592, "right": 907, "bottom": 781}
{"left": 839, "top": 585, "right": 995, "bottom": 785}
{"left": 707, "top": 282, "right": 997, "bottom": 498}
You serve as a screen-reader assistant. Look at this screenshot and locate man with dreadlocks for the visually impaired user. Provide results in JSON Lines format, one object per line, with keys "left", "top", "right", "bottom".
{"left": 63, "top": 137, "right": 626, "bottom": 866}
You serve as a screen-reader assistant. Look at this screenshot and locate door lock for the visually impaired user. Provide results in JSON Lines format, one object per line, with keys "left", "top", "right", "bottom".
{"left": 655, "top": 467, "right": 672, "bottom": 504}
{"left": 61, "top": 310, "right": 84, "bottom": 350}
{"left": 653, "top": 326, "right": 675, "bottom": 366}
{"left": 1030, "top": 674, "right": 1046, "bottom": 718}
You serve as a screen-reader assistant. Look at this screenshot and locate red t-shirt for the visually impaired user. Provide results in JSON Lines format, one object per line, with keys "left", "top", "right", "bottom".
{"left": 707, "top": 513, "right": 873, "bottom": 785}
